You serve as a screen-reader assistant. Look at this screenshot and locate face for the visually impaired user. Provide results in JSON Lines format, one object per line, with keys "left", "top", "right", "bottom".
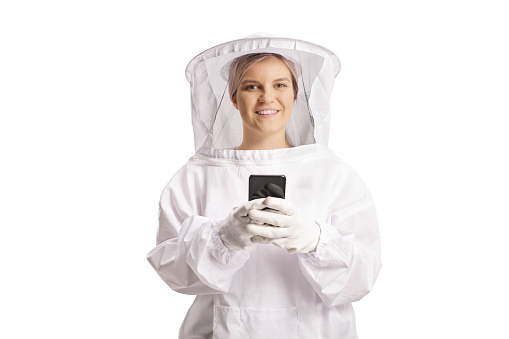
{"left": 232, "top": 57, "right": 295, "bottom": 136}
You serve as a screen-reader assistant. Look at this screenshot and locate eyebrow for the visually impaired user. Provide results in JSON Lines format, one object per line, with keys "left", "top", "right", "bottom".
{"left": 274, "top": 77, "right": 291, "bottom": 82}
{"left": 240, "top": 77, "right": 291, "bottom": 85}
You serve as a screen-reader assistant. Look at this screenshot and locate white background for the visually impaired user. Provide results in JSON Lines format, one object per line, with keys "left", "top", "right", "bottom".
{"left": 1, "top": 0, "right": 508, "bottom": 338}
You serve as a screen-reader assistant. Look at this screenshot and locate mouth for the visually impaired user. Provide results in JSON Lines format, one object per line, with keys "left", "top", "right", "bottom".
{"left": 255, "top": 109, "right": 280, "bottom": 118}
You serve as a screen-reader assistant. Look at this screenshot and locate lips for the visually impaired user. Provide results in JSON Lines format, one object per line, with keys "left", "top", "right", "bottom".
{"left": 255, "top": 109, "right": 280, "bottom": 117}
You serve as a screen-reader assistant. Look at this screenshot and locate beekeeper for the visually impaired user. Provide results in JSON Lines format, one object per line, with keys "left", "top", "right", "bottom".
{"left": 147, "top": 33, "right": 382, "bottom": 338}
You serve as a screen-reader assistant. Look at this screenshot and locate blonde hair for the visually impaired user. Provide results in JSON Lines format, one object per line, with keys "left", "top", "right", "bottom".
{"left": 228, "top": 53, "right": 298, "bottom": 102}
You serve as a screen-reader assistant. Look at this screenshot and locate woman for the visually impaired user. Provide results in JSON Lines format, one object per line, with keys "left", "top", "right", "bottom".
{"left": 147, "top": 33, "right": 382, "bottom": 338}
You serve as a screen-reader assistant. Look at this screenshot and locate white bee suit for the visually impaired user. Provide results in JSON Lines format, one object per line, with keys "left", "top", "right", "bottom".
{"left": 146, "top": 34, "right": 382, "bottom": 338}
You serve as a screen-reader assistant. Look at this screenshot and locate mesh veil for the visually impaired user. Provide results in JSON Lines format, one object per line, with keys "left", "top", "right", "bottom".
{"left": 185, "top": 35, "right": 341, "bottom": 154}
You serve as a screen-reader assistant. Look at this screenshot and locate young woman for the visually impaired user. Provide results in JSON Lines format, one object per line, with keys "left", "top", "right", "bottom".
{"left": 147, "top": 34, "right": 382, "bottom": 338}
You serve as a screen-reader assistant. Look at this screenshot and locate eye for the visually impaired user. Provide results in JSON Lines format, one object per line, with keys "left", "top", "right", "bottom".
{"left": 275, "top": 83, "right": 287, "bottom": 88}
{"left": 245, "top": 84, "right": 259, "bottom": 90}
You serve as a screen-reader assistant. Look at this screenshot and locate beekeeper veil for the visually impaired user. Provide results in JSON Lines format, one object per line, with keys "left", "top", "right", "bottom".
{"left": 185, "top": 33, "right": 341, "bottom": 155}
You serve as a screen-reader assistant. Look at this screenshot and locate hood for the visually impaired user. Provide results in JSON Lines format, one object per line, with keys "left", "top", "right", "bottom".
{"left": 185, "top": 33, "right": 341, "bottom": 156}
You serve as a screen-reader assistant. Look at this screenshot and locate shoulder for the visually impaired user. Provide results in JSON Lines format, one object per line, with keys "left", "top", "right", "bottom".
{"left": 316, "top": 149, "right": 366, "bottom": 182}
{"left": 159, "top": 161, "right": 203, "bottom": 211}
{"left": 319, "top": 151, "right": 375, "bottom": 211}
{"left": 162, "top": 158, "right": 208, "bottom": 187}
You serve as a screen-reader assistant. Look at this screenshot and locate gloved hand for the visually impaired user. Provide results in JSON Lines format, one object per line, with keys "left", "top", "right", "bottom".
{"left": 247, "top": 197, "right": 320, "bottom": 254}
{"left": 219, "top": 198, "right": 268, "bottom": 251}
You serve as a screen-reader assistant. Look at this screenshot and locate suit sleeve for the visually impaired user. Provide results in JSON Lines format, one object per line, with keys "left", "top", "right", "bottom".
{"left": 146, "top": 165, "right": 250, "bottom": 295}
{"left": 297, "top": 167, "right": 382, "bottom": 307}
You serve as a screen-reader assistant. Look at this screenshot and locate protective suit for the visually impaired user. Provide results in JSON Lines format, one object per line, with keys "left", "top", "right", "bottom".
{"left": 146, "top": 33, "right": 382, "bottom": 338}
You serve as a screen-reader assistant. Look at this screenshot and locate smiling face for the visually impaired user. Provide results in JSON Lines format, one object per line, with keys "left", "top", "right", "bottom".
{"left": 232, "top": 57, "right": 295, "bottom": 138}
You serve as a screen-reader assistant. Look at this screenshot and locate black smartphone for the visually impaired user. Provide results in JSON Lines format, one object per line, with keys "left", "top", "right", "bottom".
{"left": 248, "top": 175, "right": 286, "bottom": 201}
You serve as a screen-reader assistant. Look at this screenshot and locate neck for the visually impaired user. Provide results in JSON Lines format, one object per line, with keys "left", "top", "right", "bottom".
{"left": 236, "top": 128, "right": 290, "bottom": 150}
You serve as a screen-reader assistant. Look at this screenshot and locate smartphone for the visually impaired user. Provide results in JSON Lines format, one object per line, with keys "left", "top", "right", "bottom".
{"left": 248, "top": 175, "right": 286, "bottom": 201}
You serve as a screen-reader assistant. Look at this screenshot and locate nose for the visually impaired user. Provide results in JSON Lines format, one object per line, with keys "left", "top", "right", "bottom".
{"left": 258, "top": 88, "right": 275, "bottom": 103}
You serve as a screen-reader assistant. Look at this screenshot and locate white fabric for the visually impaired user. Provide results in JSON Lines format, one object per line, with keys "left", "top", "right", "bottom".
{"left": 146, "top": 33, "right": 381, "bottom": 338}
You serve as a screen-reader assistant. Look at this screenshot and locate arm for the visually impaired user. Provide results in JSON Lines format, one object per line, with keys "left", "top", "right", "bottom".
{"left": 146, "top": 167, "right": 250, "bottom": 295}
{"left": 247, "top": 196, "right": 381, "bottom": 307}
{"left": 297, "top": 197, "right": 382, "bottom": 307}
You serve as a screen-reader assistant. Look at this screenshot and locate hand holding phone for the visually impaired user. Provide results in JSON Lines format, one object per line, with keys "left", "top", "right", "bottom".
{"left": 249, "top": 175, "right": 286, "bottom": 214}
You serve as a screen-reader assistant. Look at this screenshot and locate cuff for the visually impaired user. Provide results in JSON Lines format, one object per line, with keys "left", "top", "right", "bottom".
{"left": 303, "top": 222, "right": 354, "bottom": 266}
{"left": 210, "top": 219, "right": 250, "bottom": 265}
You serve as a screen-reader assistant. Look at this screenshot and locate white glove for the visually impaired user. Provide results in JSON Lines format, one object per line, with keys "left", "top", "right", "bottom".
{"left": 247, "top": 197, "right": 320, "bottom": 254}
{"left": 219, "top": 198, "right": 267, "bottom": 251}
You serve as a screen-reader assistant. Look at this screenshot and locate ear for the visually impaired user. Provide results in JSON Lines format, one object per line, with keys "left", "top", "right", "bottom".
{"left": 232, "top": 94, "right": 238, "bottom": 110}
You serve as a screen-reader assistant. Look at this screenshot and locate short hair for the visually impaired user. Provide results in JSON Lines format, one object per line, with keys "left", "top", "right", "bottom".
{"left": 228, "top": 53, "right": 299, "bottom": 102}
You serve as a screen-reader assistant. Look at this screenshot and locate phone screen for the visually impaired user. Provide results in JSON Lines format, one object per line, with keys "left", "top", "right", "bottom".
{"left": 248, "top": 175, "right": 286, "bottom": 201}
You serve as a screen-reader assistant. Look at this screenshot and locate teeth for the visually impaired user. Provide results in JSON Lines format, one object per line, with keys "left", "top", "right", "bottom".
{"left": 256, "top": 110, "right": 278, "bottom": 115}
